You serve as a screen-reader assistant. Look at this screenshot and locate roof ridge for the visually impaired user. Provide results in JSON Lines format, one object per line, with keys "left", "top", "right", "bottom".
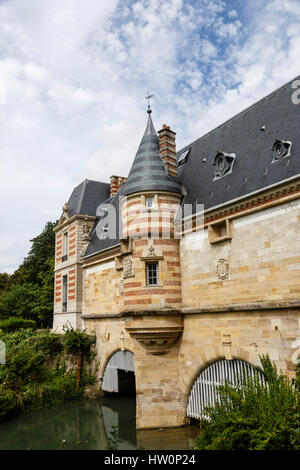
{"left": 84, "top": 178, "right": 110, "bottom": 185}
{"left": 177, "top": 74, "right": 300, "bottom": 155}
{"left": 77, "top": 179, "right": 88, "bottom": 213}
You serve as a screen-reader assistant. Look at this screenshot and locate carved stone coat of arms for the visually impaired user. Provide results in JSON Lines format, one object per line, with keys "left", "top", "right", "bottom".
{"left": 123, "top": 256, "right": 134, "bottom": 279}
{"left": 216, "top": 258, "right": 230, "bottom": 280}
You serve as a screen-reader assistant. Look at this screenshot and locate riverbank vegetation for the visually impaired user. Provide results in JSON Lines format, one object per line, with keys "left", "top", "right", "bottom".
{"left": 193, "top": 355, "right": 300, "bottom": 450}
{"left": 0, "top": 327, "right": 96, "bottom": 423}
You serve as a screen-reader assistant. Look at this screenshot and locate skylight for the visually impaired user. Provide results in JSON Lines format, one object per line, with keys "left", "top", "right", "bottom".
{"left": 177, "top": 148, "right": 190, "bottom": 166}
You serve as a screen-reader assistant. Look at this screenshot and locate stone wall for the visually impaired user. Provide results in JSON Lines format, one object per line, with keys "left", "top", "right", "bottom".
{"left": 85, "top": 306, "right": 300, "bottom": 429}
{"left": 81, "top": 196, "right": 300, "bottom": 429}
{"left": 179, "top": 309, "right": 300, "bottom": 402}
{"left": 83, "top": 259, "right": 123, "bottom": 316}
{"left": 180, "top": 199, "right": 300, "bottom": 309}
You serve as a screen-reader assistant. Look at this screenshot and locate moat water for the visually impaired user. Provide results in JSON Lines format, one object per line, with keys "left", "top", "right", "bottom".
{"left": 0, "top": 396, "right": 198, "bottom": 450}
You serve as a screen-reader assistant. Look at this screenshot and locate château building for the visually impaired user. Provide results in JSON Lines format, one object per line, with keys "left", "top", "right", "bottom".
{"left": 53, "top": 76, "right": 300, "bottom": 429}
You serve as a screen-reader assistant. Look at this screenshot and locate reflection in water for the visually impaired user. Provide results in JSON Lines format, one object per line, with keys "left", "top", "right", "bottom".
{"left": 0, "top": 396, "right": 198, "bottom": 450}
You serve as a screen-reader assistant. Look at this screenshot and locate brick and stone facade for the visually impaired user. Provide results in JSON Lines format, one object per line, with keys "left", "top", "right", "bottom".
{"left": 53, "top": 78, "right": 300, "bottom": 429}
{"left": 53, "top": 213, "right": 95, "bottom": 331}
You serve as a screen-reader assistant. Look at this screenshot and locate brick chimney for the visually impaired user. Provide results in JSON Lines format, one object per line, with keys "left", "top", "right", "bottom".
{"left": 158, "top": 124, "right": 177, "bottom": 177}
{"left": 110, "top": 175, "right": 127, "bottom": 197}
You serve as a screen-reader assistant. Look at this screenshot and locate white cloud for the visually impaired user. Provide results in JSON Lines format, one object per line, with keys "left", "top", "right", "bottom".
{"left": 228, "top": 9, "right": 238, "bottom": 18}
{"left": 0, "top": 0, "right": 299, "bottom": 272}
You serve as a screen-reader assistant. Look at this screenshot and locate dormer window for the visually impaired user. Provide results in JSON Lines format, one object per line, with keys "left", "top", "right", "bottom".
{"left": 213, "top": 151, "right": 236, "bottom": 181}
{"left": 146, "top": 196, "right": 154, "bottom": 209}
{"left": 271, "top": 139, "right": 292, "bottom": 163}
{"left": 177, "top": 148, "right": 190, "bottom": 166}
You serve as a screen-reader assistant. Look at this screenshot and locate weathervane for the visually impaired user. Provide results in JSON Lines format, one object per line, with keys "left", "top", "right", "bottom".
{"left": 145, "top": 90, "right": 154, "bottom": 113}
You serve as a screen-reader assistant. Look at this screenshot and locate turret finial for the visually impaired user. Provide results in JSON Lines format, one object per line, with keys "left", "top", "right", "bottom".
{"left": 145, "top": 90, "right": 154, "bottom": 114}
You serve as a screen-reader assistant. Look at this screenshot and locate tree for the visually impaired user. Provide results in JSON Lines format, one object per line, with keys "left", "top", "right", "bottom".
{"left": 0, "top": 284, "right": 39, "bottom": 320}
{"left": 0, "top": 273, "right": 10, "bottom": 296}
{"left": 0, "top": 221, "right": 57, "bottom": 327}
{"left": 63, "top": 326, "right": 96, "bottom": 391}
{"left": 12, "top": 221, "right": 56, "bottom": 287}
{"left": 32, "top": 258, "right": 55, "bottom": 327}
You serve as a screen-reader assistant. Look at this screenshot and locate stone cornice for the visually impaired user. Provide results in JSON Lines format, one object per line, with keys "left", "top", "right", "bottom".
{"left": 54, "top": 214, "right": 96, "bottom": 232}
{"left": 177, "top": 177, "right": 300, "bottom": 234}
{"left": 82, "top": 308, "right": 182, "bottom": 320}
{"left": 204, "top": 180, "right": 300, "bottom": 225}
{"left": 182, "top": 299, "right": 300, "bottom": 314}
{"left": 82, "top": 247, "right": 121, "bottom": 268}
{"left": 54, "top": 261, "right": 83, "bottom": 272}
{"left": 81, "top": 301, "right": 300, "bottom": 320}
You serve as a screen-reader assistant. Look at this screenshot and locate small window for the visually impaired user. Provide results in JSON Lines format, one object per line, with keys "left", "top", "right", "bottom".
{"left": 146, "top": 196, "right": 154, "bottom": 209}
{"left": 62, "top": 232, "right": 68, "bottom": 261}
{"left": 146, "top": 261, "right": 159, "bottom": 286}
{"left": 62, "top": 275, "right": 68, "bottom": 312}
{"left": 177, "top": 148, "right": 190, "bottom": 166}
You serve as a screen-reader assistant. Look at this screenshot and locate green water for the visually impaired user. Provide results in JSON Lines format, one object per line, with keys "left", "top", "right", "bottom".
{"left": 0, "top": 396, "right": 198, "bottom": 450}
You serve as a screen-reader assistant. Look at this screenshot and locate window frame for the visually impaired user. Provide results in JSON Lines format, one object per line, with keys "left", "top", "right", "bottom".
{"left": 146, "top": 261, "right": 159, "bottom": 287}
{"left": 62, "top": 275, "right": 68, "bottom": 312}
{"left": 177, "top": 148, "right": 190, "bottom": 166}
{"left": 62, "top": 231, "right": 68, "bottom": 261}
{"left": 145, "top": 196, "right": 154, "bottom": 209}
{"left": 141, "top": 194, "right": 158, "bottom": 211}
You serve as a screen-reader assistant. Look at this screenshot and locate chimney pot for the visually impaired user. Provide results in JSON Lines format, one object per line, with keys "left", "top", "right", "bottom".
{"left": 158, "top": 124, "right": 177, "bottom": 177}
{"left": 110, "top": 175, "right": 127, "bottom": 197}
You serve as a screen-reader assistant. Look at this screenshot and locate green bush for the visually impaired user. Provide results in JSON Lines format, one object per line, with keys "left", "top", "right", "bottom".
{"left": 0, "top": 386, "right": 19, "bottom": 421}
{"left": 0, "top": 328, "right": 37, "bottom": 348}
{"left": 27, "top": 330, "right": 63, "bottom": 355}
{"left": 0, "top": 317, "right": 36, "bottom": 333}
{"left": 0, "top": 328, "right": 96, "bottom": 423}
{"left": 193, "top": 355, "right": 300, "bottom": 450}
{"left": 62, "top": 326, "right": 95, "bottom": 357}
{"left": 19, "top": 371, "right": 79, "bottom": 410}
{"left": 6, "top": 344, "right": 45, "bottom": 386}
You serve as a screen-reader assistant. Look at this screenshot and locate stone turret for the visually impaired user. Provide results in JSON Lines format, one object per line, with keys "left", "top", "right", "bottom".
{"left": 119, "top": 108, "right": 183, "bottom": 313}
{"left": 122, "top": 109, "right": 181, "bottom": 197}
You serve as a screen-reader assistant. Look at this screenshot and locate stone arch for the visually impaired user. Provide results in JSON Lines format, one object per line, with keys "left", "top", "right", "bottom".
{"left": 181, "top": 346, "right": 263, "bottom": 412}
{"left": 185, "top": 354, "right": 266, "bottom": 420}
{"left": 101, "top": 349, "right": 135, "bottom": 394}
{"left": 99, "top": 346, "right": 134, "bottom": 379}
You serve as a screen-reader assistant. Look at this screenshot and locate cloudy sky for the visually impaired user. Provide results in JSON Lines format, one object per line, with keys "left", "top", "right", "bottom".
{"left": 0, "top": 0, "right": 299, "bottom": 273}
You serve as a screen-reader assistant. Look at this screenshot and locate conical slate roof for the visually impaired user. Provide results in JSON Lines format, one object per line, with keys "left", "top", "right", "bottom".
{"left": 122, "top": 110, "right": 182, "bottom": 197}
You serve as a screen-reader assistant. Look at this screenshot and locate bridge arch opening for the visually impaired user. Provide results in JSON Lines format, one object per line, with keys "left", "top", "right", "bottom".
{"left": 187, "top": 358, "right": 266, "bottom": 421}
{"left": 102, "top": 350, "right": 135, "bottom": 395}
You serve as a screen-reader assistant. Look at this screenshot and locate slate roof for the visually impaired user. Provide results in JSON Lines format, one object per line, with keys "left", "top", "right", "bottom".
{"left": 66, "top": 179, "right": 110, "bottom": 218}
{"left": 176, "top": 74, "right": 300, "bottom": 214}
{"left": 122, "top": 110, "right": 182, "bottom": 196}
{"left": 65, "top": 75, "right": 300, "bottom": 258}
{"left": 83, "top": 189, "right": 123, "bottom": 258}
